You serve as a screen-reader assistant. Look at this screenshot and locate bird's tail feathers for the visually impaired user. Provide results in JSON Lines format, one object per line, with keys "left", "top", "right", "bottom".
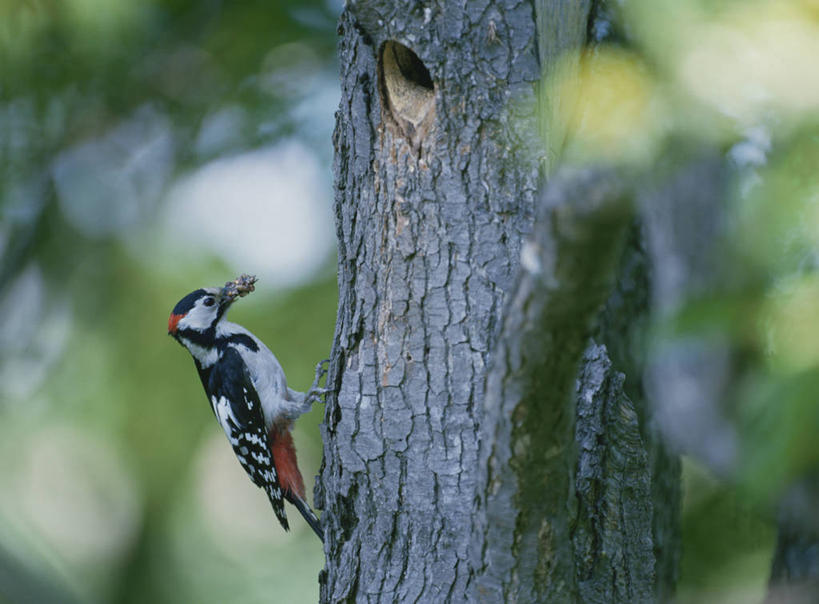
{"left": 292, "top": 494, "right": 323, "bottom": 542}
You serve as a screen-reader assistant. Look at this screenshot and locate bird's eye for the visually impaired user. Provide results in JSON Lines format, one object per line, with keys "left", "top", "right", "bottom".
{"left": 203, "top": 297, "right": 216, "bottom": 307}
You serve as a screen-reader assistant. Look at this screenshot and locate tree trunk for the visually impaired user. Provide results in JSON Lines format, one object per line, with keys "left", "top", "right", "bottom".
{"left": 767, "top": 474, "right": 819, "bottom": 604}
{"left": 317, "top": 2, "right": 680, "bottom": 601}
{"left": 470, "top": 171, "right": 651, "bottom": 602}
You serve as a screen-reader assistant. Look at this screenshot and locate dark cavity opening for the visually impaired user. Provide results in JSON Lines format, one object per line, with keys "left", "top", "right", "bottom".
{"left": 385, "top": 42, "right": 432, "bottom": 90}
{"left": 379, "top": 40, "right": 435, "bottom": 147}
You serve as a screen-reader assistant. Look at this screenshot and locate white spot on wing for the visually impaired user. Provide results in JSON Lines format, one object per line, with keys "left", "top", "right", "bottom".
{"left": 214, "top": 396, "right": 239, "bottom": 438}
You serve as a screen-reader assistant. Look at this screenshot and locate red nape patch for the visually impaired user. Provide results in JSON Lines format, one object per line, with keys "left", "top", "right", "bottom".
{"left": 168, "top": 313, "right": 183, "bottom": 334}
{"left": 270, "top": 423, "right": 305, "bottom": 499}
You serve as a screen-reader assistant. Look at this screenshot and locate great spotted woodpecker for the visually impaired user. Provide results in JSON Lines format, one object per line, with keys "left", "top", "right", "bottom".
{"left": 168, "top": 276, "right": 328, "bottom": 541}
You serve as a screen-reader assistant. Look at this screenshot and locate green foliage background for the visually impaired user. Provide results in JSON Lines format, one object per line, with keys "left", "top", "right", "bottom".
{"left": 1, "top": 1, "right": 339, "bottom": 601}
{"left": 1, "top": 0, "right": 817, "bottom": 601}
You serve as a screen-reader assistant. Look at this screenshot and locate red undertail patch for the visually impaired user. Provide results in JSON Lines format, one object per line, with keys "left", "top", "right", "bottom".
{"left": 270, "top": 423, "right": 305, "bottom": 499}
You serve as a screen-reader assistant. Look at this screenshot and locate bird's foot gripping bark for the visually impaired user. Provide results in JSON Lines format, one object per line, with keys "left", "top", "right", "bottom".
{"left": 305, "top": 359, "right": 332, "bottom": 406}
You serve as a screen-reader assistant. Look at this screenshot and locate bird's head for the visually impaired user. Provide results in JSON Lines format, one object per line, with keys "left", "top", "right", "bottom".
{"left": 168, "top": 275, "right": 257, "bottom": 353}
{"left": 167, "top": 287, "right": 233, "bottom": 342}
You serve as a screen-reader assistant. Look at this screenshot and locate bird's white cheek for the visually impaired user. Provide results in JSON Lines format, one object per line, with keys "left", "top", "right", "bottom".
{"left": 188, "top": 316, "right": 207, "bottom": 331}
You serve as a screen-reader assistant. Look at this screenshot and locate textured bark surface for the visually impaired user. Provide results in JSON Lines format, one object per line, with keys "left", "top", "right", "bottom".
{"left": 597, "top": 224, "right": 681, "bottom": 602}
{"left": 318, "top": 1, "right": 680, "bottom": 602}
{"left": 471, "top": 170, "right": 641, "bottom": 602}
{"left": 318, "top": 2, "right": 542, "bottom": 600}
{"left": 573, "top": 343, "right": 653, "bottom": 603}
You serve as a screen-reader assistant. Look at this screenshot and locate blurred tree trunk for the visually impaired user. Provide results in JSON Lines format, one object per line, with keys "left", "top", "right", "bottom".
{"left": 767, "top": 464, "right": 819, "bottom": 602}
{"left": 317, "top": 1, "right": 680, "bottom": 601}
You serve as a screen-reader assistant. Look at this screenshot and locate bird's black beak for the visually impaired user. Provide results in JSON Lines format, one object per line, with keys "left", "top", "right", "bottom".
{"left": 218, "top": 292, "right": 237, "bottom": 311}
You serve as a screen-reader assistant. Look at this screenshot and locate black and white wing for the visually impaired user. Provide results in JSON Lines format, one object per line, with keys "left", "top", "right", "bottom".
{"left": 208, "top": 346, "right": 289, "bottom": 530}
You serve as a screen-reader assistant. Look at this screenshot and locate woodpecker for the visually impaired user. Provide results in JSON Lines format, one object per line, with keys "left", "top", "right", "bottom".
{"left": 168, "top": 275, "right": 328, "bottom": 541}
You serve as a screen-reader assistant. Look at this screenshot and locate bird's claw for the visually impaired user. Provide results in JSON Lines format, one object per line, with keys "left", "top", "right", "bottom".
{"left": 306, "top": 387, "right": 334, "bottom": 405}
{"left": 313, "top": 358, "right": 329, "bottom": 383}
{"left": 306, "top": 359, "right": 331, "bottom": 405}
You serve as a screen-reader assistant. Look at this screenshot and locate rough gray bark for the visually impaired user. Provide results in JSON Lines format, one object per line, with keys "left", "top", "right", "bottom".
{"left": 318, "top": 2, "right": 542, "bottom": 600}
{"left": 590, "top": 223, "right": 681, "bottom": 603}
{"left": 471, "top": 170, "right": 640, "bottom": 602}
{"left": 573, "top": 343, "right": 654, "bottom": 603}
{"left": 318, "top": 1, "right": 680, "bottom": 602}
